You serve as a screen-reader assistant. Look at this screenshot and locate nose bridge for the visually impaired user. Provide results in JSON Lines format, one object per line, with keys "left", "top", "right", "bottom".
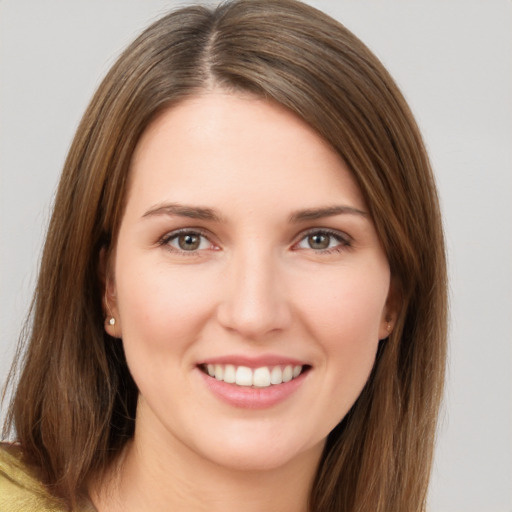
{"left": 217, "top": 242, "right": 290, "bottom": 338}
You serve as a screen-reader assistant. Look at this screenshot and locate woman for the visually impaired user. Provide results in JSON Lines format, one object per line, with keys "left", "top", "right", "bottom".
{"left": 0, "top": 0, "right": 447, "bottom": 511}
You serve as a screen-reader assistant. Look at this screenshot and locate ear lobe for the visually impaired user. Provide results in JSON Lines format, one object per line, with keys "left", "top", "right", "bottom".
{"left": 99, "top": 247, "right": 122, "bottom": 338}
{"left": 104, "top": 284, "right": 121, "bottom": 338}
{"left": 378, "top": 278, "right": 401, "bottom": 340}
{"left": 378, "top": 316, "right": 393, "bottom": 341}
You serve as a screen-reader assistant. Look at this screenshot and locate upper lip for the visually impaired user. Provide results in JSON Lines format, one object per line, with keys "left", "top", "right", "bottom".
{"left": 198, "top": 354, "right": 308, "bottom": 368}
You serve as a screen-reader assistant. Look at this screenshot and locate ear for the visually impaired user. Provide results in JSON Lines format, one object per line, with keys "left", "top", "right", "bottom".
{"left": 99, "top": 247, "right": 122, "bottom": 338}
{"left": 378, "top": 277, "right": 401, "bottom": 340}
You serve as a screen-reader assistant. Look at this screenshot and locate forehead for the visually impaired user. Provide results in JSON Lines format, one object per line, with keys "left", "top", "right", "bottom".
{"left": 125, "top": 91, "right": 366, "bottom": 218}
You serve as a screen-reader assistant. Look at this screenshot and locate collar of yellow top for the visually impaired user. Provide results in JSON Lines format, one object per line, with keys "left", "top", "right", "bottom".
{"left": 0, "top": 442, "right": 96, "bottom": 511}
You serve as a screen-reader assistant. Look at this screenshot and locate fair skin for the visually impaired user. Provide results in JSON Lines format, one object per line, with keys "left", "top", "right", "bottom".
{"left": 93, "top": 91, "right": 395, "bottom": 512}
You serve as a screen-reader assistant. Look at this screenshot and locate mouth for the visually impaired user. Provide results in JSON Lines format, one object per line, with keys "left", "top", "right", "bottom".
{"left": 199, "top": 363, "right": 310, "bottom": 388}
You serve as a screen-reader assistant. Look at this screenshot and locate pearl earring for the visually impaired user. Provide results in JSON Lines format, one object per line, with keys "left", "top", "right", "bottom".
{"left": 109, "top": 317, "right": 116, "bottom": 326}
{"left": 385, "top": 317, "right": 393, "bottom": 335}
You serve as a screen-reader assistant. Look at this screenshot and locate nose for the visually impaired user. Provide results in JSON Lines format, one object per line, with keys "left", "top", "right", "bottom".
{"left": 216, "top": 248, "right": 292, "bottom": 340}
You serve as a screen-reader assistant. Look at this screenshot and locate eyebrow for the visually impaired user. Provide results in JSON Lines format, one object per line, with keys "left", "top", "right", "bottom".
{"left": 141, "top": 202, "right": 367, "bottom": 223}
{"left": 142, "top": 203, "right": 224, "bottom": 222}
{"left": 289, "top": 205, "right": 368, "bottom": 223}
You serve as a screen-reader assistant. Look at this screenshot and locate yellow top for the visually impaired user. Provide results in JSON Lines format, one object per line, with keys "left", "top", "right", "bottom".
{"left": 0, "top": 443, "right": 96, "bottom": 512}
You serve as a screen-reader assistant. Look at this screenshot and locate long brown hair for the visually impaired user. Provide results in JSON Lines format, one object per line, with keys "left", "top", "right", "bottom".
{"left": 3, "top": 1, "right": 447, "bottom": 510}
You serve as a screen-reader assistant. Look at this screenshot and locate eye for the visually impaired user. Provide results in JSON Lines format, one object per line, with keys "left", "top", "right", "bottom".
{"left": 161, "top": 230, "right": 213, "bottom": 253}
{"left": 295, "top": 229, "right": 351, "bottom": 253}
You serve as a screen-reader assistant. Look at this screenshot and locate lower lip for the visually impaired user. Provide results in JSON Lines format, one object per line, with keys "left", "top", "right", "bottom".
{"left": 198, "top": 368, "right": 308, "bottom": 409}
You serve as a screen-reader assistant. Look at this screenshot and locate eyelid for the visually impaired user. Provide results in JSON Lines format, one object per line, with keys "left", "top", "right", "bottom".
{"left": 292, "top": 227, "right": 352, "bottom": 252}
{"left": 158, "top": 227, "right": 218, "bottom": 253}
{"left": 157, "top": 226, "right": 352, "bottom": 255}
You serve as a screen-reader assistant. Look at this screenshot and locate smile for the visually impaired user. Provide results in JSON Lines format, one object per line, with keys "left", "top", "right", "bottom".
{"left": 201, "top": 364, "right": 306, "bottom": 387}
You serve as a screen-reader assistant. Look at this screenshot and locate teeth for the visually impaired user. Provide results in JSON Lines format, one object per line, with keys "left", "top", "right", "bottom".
{"left": 214, "top": 364, "right": 224, "bottom": 381}
{"left": 224, "top": 364, "right": 236, "bottom": 384}
{"left": 270, "top": 366, "right": 282, "bottom": 385}
{"left": 253, "top": 367, "right": 271, "bottom": 388}
{"left": 282, "top": 365, "right": 293, "bottom": 383}
{"left": 206, "top": 364, "right": 304, "bottom": 387}
{"left": 235, "top": 366, "right": 253, "bottom": 386}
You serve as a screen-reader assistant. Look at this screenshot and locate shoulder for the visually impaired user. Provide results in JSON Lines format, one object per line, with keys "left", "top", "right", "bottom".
{"left": 0, "top": 442, "right": 68, "bottom": 512}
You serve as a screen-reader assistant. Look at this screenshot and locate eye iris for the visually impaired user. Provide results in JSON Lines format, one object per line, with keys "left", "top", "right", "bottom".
{"left": 178, "top": 234, "right": 200, "bottom": 251}
{"left": 308, "top": 233, "right": 330, "bottom": 250}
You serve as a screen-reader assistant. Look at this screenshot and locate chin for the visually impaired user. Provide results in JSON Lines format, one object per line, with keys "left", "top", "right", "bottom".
{"left": 192, "top": 433, "right": 325, "bottom": 474}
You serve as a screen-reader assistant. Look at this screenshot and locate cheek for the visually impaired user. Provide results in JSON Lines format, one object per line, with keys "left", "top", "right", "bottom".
{"left": 293, "top": 261, "right": 389, "bottom": 376}
{"left": 114, "top": 259, "right": 219, "bottom": 355}
{"left": 272, "top": 263, "right": 390, "bottom": 440}
{"left": 297, "top": 262, "right": 388, "bottom": 334}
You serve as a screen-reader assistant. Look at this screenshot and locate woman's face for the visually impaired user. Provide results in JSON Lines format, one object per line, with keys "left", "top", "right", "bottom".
{"left": 107, "top": 91, "right": 394, "bottom": 472}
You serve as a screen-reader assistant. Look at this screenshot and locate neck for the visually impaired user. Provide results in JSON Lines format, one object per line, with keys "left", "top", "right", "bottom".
{"left": 91, "top": 413, "right": 323, "bottom": 512}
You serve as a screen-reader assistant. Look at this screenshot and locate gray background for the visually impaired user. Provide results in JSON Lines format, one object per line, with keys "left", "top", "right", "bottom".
{"left": 1, "top": 1, "right": 511, "bottom": 510}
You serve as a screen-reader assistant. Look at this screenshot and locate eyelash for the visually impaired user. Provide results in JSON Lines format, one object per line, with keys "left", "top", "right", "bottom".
{"left": 293, "top": 228, "right": 352, "bottom": 254}
{"left": 158, "top": 228, "right": 216, "bottom": 256}
{"left": 158, "top": 228, "right": 352, "bottom": 255}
